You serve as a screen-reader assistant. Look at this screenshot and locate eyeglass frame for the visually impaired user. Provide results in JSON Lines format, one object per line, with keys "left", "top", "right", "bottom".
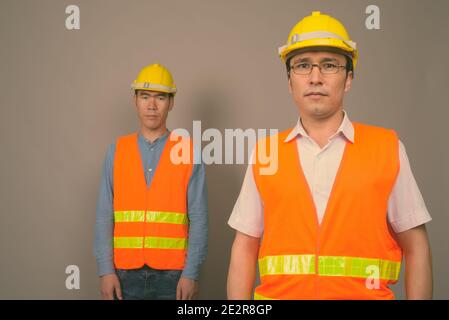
{"left": 289, "top": 61, "right": 348, "bottom": 76}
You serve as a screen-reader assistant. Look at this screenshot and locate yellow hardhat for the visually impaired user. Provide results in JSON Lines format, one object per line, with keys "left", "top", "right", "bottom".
{"left": 278, "top": 11, "right": 358, "bottom": 69}
{"left": 131, "top": 63, "right": 177, "bottom": 95}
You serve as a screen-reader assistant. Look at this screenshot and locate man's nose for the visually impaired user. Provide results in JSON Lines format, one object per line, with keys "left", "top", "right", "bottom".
{"left": 147, "top": 97, "right": 157, "bottom": 109}
{"left": 309, "top": 65, "right": 323, "bottom": 85}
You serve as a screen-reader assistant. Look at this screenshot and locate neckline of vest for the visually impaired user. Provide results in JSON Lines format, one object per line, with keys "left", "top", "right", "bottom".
{"left": 291, "top": 135, "right": 352, "bottom": 230}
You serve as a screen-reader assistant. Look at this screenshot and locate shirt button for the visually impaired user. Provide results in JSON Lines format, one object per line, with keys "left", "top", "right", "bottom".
{"left": 148, "top": 168, "right": 153, "bottom": 172}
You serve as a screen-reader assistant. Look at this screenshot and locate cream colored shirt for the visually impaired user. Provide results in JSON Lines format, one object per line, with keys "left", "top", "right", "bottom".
{"left": 228, "top": 112, "right": 432, "bottom": 237}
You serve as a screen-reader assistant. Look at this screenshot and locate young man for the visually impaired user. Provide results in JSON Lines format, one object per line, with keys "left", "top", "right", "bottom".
{"left": 94, "top": 63, "right": 208, "bottom": 300}
{"left": 227, "top": 11, "right": 432, "bottom": 300}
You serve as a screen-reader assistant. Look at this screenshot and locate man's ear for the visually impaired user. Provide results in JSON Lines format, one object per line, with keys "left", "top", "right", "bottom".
{"left": 344, "top": 71, "right": 353, "bottom": 93}
{"left": 133, "top": 93, "right": 138, "bottom": 109}
{"left": 288, "top": 77, "right": 293, "bottom": 95}
{"left": 168, "top": 96, "right": 174, "bottom": 111}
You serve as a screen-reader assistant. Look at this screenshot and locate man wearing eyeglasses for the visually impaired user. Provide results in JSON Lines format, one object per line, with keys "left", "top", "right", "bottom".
{"left": 227, "top": 11, "right": 432, "bottom": 300}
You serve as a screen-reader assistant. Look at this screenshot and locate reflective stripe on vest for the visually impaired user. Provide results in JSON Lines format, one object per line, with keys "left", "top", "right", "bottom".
{"left": 114, "top": 210, "right": 188, "bottom": 224}
{"left": 254, "top": 292, "right": 274, "bottom": 300}
{"left": 114, "top": 211, "right": 188, "bottom": 250}
{"left": 114, "top": 236, "right": 187, "bottom": 250}
{"left": 259, "top": 254, "right": 401, "bottom": 281}
{"left": 259, "top": 254, "right": 316, "bottom": 276}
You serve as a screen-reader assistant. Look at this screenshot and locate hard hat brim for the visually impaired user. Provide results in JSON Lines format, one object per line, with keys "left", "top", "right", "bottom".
{"left": 285, "top": 45, "right": 354, "bottom": 63}
{"left": 131, "top": 82, "right": 177, "bottom": 95}
{"left": 280, "top": 38, "right": 356, "bottom": 61}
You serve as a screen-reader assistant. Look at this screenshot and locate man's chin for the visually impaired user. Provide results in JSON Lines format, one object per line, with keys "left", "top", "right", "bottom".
{"left": 312, "top": 106, "right": 330, "bottom": 116}
{"left": 299, "top": 105, "right": 338, "bottom": 119}
{"left": 142, "top": 122, "right": 162, "bottom": 131}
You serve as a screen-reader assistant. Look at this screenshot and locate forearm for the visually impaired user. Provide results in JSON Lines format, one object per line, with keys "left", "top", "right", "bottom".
{"left": 94, "top": 143, "right": 116, "bottom": 276}
{"left": 94, "top": 236, "right": 115, "bottom": 276}
{"left": 183, "top": 162, "right": 209, "bottom": 280}
{"left": 94, "top": 210, "right": 115, "bottom": 276}
{"left": 182, "top": 209, "right": 208, "bottom": 280}
{"left": 404, "top": 247, "right": 433, "bottom": 299}
{"left": 397, "top": 225, "right": 433, "bottom": 299}
{"left": 94, "top": 187, "right": 115, "bottom": 276}
{"left": 227, "top": 233, "right": 259, "bottom": 299}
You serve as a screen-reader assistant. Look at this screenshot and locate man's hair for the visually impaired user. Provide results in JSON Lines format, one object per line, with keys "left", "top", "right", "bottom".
{"left": 286, "top": 50, "right": 354, "bottom": 79}
{"left": 134, "top": 90, "right": 174, "bottom": 98}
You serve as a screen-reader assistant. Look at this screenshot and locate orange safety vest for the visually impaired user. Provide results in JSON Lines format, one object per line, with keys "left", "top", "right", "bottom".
{"left": 253, "top": 123, "right": 402, "bottom": 300}
{"left": 113, "top": 132, "right": 193, "bottom": 270}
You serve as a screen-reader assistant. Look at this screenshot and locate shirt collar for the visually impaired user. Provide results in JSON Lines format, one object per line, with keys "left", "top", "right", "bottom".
{"left": 138, "top": 129, "right": 170, "bottom": 145}
{"left": 284, "top": 110, "right": 354, "bottom": 143}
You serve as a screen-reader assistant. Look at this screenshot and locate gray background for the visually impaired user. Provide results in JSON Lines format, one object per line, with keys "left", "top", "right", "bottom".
{"left": 0, "top": 0, "right": 447, "bottom": 299}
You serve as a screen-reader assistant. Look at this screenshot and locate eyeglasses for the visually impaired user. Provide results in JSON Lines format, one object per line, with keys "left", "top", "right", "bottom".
{"left": 290, "top": 61, "right": 346, "bottom": 75}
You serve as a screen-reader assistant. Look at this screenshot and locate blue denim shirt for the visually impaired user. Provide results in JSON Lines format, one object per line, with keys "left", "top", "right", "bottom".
{"left": 94, "top": 131, "right": 208, "bottom": 280}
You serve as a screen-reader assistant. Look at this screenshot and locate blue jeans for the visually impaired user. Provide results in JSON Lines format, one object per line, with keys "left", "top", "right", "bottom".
{"left": 116, "top": 265, "right": 182, "bottom": 300}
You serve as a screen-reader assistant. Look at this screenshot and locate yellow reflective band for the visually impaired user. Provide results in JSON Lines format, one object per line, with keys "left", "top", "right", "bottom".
{"left": 114, "top": 236, "right": 187, "bottom": 250}
{"left": 254, "top": 292, "right": 276, "bottom": 300}
{"left": 114, "top": 211, "right": 188, "bottom": 225}
{"left": 259, "top": 254, "right": 316, "bottom": 277}
{"left": 259, "top": 255, "right": 401, "bottom": 280}
{"left": 114, "top": 211, "right": 145, "bottom": 222}
{"left": 318, "top": 256, "right": 401, "bottom": 281}
{"left": 146, "top": 211, "right": 188, "bottom": 225}
{"left": 114, "top": 237, "right": 143, "bottom": 249}
{"left": 144, "top": 237, "right": 187, "bottom": 249}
